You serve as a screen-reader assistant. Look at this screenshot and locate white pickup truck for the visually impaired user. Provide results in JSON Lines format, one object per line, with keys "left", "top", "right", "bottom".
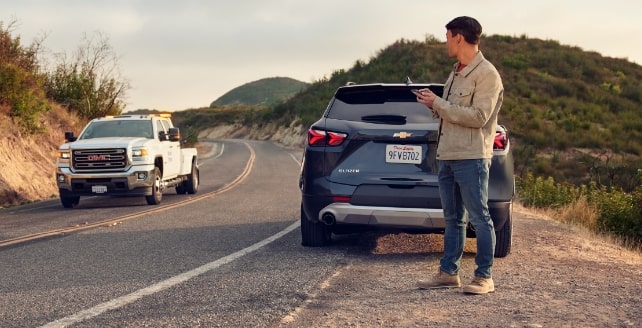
{"left": 55, "top": 114, "right": 199, "bottom": 208}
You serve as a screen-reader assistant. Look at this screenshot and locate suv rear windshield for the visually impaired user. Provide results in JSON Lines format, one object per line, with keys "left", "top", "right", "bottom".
{"left": 327, "top": 88, "right": 440, "bottom": 124}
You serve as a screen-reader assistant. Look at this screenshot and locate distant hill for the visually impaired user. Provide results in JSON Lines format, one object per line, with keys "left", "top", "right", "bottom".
{"left": 210, "top": 77, "right": 309, "bottom": 107}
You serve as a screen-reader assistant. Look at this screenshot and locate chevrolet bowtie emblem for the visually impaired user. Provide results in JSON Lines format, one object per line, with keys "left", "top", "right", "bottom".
{"left": 393, "top": 132, "right": 412, "bottom": 138}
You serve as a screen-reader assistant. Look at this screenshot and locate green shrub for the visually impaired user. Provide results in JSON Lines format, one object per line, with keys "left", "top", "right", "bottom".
{"left": 0, "top": 23, "right": 50, "bottom": 133}
{"left": 518, "top": 172, "right": 642, "bottom": 244}
{"left": 596, "top": 188, "right": 635, "bottom": 236}
{"left": 516, "top": 172, "right": 580, "bottom": 208}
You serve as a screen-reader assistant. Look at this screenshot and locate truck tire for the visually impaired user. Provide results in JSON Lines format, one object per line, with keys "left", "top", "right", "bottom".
{"left": 60, "top": 195, "right": 80, "bottom": 208}
{"left": 146, "top": 167, "right": 163, "bottom": 205}
{"left": 185, "top": 160, "right": 199, "bottom": 194}
{"left": 494, "top": 204, "right": 513, "bottom": 258}
{"left": 175, "top": 184, "right": 186, "bottom": 194}
{"left": 301, "top": 205, "right": 331, "bottom": 247}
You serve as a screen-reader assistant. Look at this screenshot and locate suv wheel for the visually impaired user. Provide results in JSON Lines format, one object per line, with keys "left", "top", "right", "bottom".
{"left": 300, "top": 205, "right": 331, "bottom": 247}
{"left": 494, "top": 203, "right": 513, "bottom": 258}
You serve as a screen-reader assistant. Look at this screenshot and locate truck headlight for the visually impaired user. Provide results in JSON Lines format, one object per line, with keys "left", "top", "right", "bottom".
{"left": 59, "top": 151, "right": 70, "bottom": 160}
{"left": 132, "top": 148, "right": 148, "bottom": 157}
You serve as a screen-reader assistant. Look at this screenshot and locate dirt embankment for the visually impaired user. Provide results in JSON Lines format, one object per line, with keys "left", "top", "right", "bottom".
{"left": 198, "top": 121, "right": 306, "bottom": 148}
{"left": 0, "top": 108, "right": 81, "bottom": 207}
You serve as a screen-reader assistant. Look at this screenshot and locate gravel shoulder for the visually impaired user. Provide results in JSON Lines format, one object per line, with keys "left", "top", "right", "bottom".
{"left": 279, "top": 204, "right": 642, "bottom": 327}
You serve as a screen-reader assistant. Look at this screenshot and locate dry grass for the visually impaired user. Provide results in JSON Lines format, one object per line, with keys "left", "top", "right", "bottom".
{"left": 553, "top": 196, "right": 599, "bottom": 231}
{"left": 518, "top": 201, "right": 642, "bottom": 254}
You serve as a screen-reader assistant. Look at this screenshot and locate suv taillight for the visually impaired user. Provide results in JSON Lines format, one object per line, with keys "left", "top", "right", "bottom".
{"left": 494, "top": 131, "right": 508, "bottom": 150}
{"left": 308, "top": 128, "right": 347, "bottom": 147}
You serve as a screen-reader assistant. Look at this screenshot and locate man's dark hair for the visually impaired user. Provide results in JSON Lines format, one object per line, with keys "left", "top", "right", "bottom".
{"left": 445, "top": 16, "right": 482, "bottom": 45}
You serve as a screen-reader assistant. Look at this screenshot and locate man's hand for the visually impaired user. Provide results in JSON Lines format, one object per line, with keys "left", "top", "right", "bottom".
{"left": 415, "top": 88, "right": 437, "bottom": 108}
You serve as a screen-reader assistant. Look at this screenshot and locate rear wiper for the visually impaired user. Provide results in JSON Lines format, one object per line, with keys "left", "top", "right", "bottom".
{"left": 361, "top": 115, "right": 407, "bottom": 125}
{"left": 381, "top": 177, "right": 422, "bottom": 182}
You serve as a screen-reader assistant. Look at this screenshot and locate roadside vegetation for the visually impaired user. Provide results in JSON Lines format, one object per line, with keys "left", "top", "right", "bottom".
{"left": 0, "top": 20, "right": 50, "bottom": 133}
{"left": 1, "top": 20, "right": 129, "bottom": 134}
{"left": 517, "top": 172, "right": 642, "bottom": 249}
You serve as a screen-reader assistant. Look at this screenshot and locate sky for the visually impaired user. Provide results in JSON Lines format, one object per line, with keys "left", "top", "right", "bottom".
{"left": 3, "top": 0, "right": 641, "bottom": 112}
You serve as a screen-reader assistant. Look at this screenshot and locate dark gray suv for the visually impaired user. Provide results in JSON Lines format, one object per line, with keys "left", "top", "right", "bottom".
{"left": 299, "top": 83, "right": 514, "bottom": 257}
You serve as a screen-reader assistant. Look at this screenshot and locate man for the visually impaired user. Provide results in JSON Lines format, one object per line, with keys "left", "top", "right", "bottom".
{"left": 414, "top": 16, "right": 503, "bottom": 294}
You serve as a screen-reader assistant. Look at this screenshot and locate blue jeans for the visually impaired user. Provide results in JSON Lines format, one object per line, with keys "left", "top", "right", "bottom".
{"left": 438, "top": 159, "right": 495, "bottom": 278}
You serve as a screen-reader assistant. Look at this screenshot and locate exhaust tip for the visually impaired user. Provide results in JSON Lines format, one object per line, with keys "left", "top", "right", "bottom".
{"left": 321, "top": 213, "right": 336, "bottom": 226}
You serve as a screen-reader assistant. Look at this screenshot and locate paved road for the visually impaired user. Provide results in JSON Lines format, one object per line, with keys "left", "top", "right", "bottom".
{"left": 5, "top": 139, "right": 639, "bottom": 327}
{"left": 0, "top": 140, "right": 348, "bottom": 327}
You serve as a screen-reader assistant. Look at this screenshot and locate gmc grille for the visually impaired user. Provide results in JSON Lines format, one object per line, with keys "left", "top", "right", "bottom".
{"left": 72, "top": 148, "right": 128, "bottom": 171}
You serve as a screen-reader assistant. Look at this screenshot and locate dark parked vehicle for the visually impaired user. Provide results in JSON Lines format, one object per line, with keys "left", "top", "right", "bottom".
{"left": 299, "top": 83, "right": 515, "bottom": 257}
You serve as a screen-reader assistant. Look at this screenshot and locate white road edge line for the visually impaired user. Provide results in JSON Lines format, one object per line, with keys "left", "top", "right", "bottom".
{"left": 199, "top": 142, "right": 224, "bottom": 167}
{"left": 40, "top": 220, "right": 300, "bottom": 328}
{"left": 214, "top": 143, "right": 225, "bottom": 159}
{"left": 289, "top": 152, "right": 300, "bottom": 165}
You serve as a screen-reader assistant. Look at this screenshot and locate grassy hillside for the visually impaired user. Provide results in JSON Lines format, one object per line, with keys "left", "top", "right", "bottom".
{"left": 169, "top": 34, "right": 642, "bottom": 192}
{"left": 257, "top": 35, "right": 642, "bottom": 191}
{"left": 210, "top": 76, "right": 308, "bottom": 107}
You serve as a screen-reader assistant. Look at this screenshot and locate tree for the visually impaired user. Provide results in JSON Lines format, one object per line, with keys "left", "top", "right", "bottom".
{"left": 45, "top": 32, "right": 130, "bottom": 119}
{"left": 0, "top": 19, "right": 50, "bottom": 133}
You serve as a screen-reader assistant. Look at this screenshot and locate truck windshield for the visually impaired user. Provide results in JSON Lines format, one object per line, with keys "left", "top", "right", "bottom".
{"left": 79, "top": 120, "right": 154, "bottom": 139}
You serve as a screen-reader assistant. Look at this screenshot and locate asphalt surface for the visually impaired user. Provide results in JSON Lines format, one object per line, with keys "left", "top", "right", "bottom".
{"left": 4, "top": 140, "right": 640, "bottom": 327}
{"left": 0, "top": 140, "right": 347, "bottom": 327}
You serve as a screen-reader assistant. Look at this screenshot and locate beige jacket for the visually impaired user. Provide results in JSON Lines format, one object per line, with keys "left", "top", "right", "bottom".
{"left": 432, "top": 51, "right": 503, "bottom": 160}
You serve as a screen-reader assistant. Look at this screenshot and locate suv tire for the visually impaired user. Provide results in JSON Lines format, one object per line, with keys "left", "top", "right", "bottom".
{"left": 494, "top": 205, "right": 513, "bottom": 258}
{"left": 301, "top": 205, "right": 330, "bottom": 247}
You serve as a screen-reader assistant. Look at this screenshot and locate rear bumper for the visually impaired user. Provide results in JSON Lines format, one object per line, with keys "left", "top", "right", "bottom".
{"left": 319, "top": 203, "right": 446, "bottom": 229}
{"left": 305, "top": 198, "right": 512, "bottom": 232}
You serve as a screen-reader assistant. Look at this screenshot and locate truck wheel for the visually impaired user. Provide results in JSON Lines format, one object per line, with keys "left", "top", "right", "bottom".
{"left": 494, "top": 203, "right": 513, "bottom": 258}
{"left": 60, "top": 195, "right": 80, "bottom": 208}
{"left": 301, "top": 205, "right": 330, "bottom": 247}
{"left": 185, "top": 161, "right": 199, "bottom": 194}
{"left": 175, "top": 184, "right": 186, "bottom": 194}
{"left": 146, "top": 167, "right": 163, "bottom": 205}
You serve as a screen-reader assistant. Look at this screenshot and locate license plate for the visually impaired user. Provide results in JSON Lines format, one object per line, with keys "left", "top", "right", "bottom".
{"left": 92, "top": 185, "right": 108, "bottom": 193}
{"left": 385, "top": 144, "right": 422, "bottom": 164}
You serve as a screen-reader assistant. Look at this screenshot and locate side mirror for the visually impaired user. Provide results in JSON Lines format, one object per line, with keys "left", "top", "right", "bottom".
{"left": 168, "top": 127, "right": 181, "bottom": 142}
{"left": 64, "top": 131, "right": 77, "bottom": 142}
